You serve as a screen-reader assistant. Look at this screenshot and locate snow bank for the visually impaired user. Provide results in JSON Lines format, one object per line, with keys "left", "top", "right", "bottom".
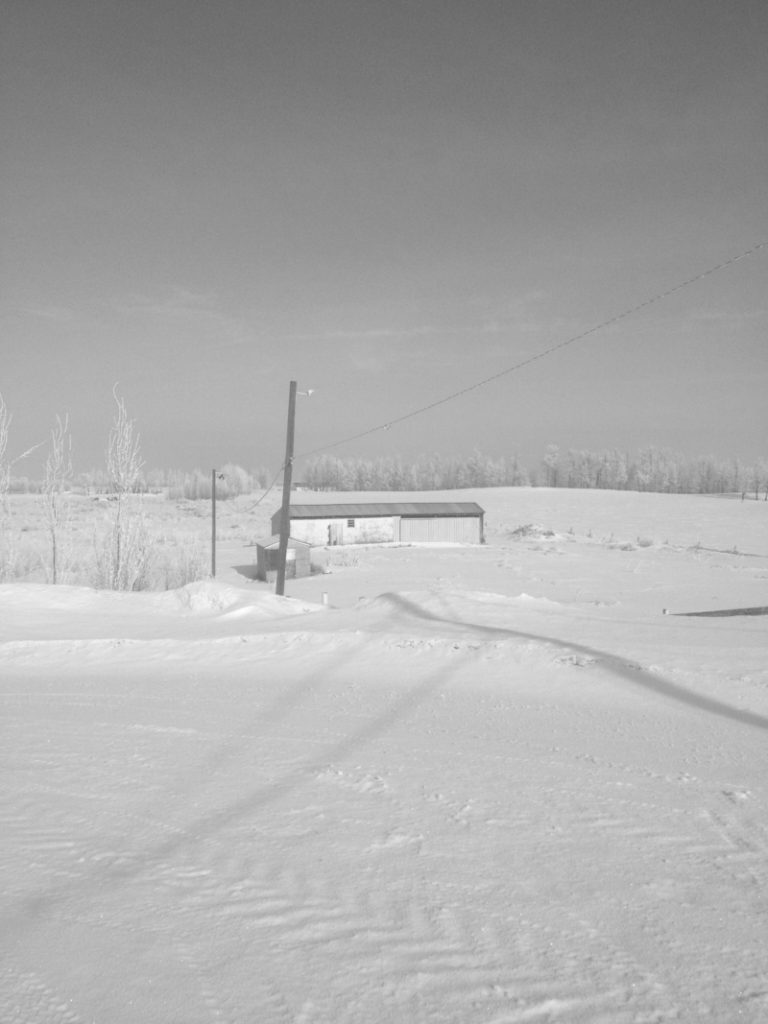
{"left": 0, "top": 579, "right": 321, "bottom": 620}
{"left": 0, "top": 580, "right": 324, "bottom": 644}
{"left": 356, "top": 588, "right": 564, "bottom": 623}
{"left": 159, "top": 579, "right": 322, "bottom": 618}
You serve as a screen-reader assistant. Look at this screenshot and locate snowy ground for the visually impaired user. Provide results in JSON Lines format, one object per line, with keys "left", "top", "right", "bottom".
{"left": 2, "top": 488, "right": 767, "bottom": 1023}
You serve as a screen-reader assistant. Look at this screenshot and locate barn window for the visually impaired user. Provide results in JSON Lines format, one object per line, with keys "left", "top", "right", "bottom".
{"left": 347, "top": 519, "right": 356, "bottom": 528}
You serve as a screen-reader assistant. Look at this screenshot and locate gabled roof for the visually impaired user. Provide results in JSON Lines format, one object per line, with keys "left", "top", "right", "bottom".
{"left": 281, "top": 501, "right": 484, "bottom": 519}
{"left": 254, "top": 534, "right": 311, "bottom": 549}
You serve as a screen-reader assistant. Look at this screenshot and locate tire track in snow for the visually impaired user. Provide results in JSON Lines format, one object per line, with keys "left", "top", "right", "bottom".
{"left": 697, "top": 788, "right": 768, "bottom": 890}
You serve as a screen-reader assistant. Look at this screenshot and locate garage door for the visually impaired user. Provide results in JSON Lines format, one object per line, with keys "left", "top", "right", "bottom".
{"left": 399, "top": 516, "right": 480, "bottom": 543}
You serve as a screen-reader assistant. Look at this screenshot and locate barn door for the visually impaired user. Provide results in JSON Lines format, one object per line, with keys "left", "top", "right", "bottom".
{"left": 400, "top": 516, "right": 480, "bottom": 543}
{"left": 328, "top": 523, "right": 343, "bottom": 546}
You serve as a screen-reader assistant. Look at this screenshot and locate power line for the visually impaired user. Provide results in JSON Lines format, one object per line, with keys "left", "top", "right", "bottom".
{"left": 244, "top": 464, "right": 285, "bottom": 511}
{"left": 294, "top": 240, "right": 767, "bottom": 462}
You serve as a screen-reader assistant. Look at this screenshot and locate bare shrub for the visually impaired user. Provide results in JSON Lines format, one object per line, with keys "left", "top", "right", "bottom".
{"left": 158, "top": 534, "right": 208, "bottom": 589}
{"left": 0, "top": 532, "right": 32, "bottom": 582}
{"left": 92, "top": 503, "right": 154, "bottom": 590}
{"left": 323, "top": 547, "right": 361, "bottom": 569}
{"left": 507, "top": 524, "right": 556, "bottom": 541}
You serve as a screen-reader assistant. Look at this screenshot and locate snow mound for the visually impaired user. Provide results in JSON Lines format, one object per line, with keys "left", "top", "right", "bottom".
{"left": 164, "top": 580, "right": 256, "bottom": 613}
{"left": 355, "top": 592, "right": 419, "bottom": 615}
{"left": 161, "top": 580, "right": 322, "bottom": 618}
{"left": 441, "top": 590, "right": 564, "bottom": 609}
{"left": 513, "top": 592, "right": 564, "bottom": 609}
{"left": 355, "top": 589, "right": 564, "bottom": 631}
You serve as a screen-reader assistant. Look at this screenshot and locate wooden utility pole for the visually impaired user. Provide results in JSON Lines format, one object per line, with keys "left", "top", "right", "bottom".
{"left": 275, "top": 380, "right": 297, "bottom": 596}
{"left": 211, "top": 469, "right": 217, "bottom": 577}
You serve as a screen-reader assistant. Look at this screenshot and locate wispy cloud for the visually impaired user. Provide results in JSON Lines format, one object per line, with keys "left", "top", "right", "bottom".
{"left": 119, "top": 287, "right": 218, "bottom": 316}
{"left": 286, "top": 291, "right": 555, "bottom": 344}
{"left": 20, "top": 305, "right": 75, "bottom": 323}
{"left": 286, "top": 325, "right": 447, "bottom": 342}
{"left": 116, "top": 288, "right": 251, "bottom": 345}
{"left": 286, "top": 322, "right": 540, "bottom": 343}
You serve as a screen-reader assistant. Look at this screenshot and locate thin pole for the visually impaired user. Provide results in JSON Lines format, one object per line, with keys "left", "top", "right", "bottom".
{"left": 275, "top": 380, "right": 297, "bottom": 596}
{"left": 211, "top": 469, "right": 217, "bottom": 577}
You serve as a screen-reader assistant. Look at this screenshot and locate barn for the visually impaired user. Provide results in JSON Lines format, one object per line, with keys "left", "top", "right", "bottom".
{"left": 270, "top": 502, "right": 485, "bottom": 546}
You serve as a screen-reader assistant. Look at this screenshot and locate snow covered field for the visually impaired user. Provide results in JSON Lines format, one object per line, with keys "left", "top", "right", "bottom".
{"left": 2, "top": 488, "right": 767, "bottom": 1023}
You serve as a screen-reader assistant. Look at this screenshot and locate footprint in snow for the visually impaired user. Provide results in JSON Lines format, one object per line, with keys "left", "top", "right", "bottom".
{"left": 722, "top": 788, "right": 751, "bottom": 803}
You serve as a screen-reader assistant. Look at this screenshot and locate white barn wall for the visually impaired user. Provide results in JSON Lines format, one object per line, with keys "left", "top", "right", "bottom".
{"left": 288, "top": 516, "right": 397, "bottom": 546}
{"left": 273, "top": 501, "right": 485, "bottom": 547}
{"left": 399, "top": 516, "right": 481, "bottom": 543}
{"left": 354, "top": 517, "right": 398, "bottom": 543}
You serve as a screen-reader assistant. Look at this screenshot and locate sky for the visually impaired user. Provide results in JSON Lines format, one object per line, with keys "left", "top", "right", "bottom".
{"left": 2, "top": 0, "right": 767, "bottom": 478}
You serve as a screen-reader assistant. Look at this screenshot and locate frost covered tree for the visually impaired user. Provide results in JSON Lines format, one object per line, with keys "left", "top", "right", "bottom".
{"left": 749, "top": 458, "right": 768, "bottom": 501}
{"left": 100, "top": 387, "right": 151, "bottom": 590}
{"left": 0, "top": 394, "right": 46, "bottom": 579}
{"left": 0, "top": 393, "right": 10, "bottom": 514}
{"left": 542, "top": 444, "right": 560, "bottom": 487}
{"left": 220, "top": 463, "right": 250, "bottom": 497}
{"left": 42, "top": 414, "right": 72, "bottom": 584}
{"left": 0, "top": 394, "right": 11, "bottom": 578}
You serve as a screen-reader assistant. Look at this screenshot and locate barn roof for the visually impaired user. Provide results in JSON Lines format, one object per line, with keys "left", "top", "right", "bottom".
{"left": 283, "top": 502, "right": 484, "bottom": 519}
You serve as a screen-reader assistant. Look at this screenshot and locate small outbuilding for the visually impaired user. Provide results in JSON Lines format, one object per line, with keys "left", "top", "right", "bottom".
{"left": 270, "top": 502, "right": 485, "bottom": 546}
{"left": 254, "top": 536, "right": 312, "bottom": 582}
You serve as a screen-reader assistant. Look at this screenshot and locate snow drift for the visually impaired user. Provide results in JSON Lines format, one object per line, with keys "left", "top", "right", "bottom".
{"left": 2, "top": 489, "right": 767, "bottom": 1023}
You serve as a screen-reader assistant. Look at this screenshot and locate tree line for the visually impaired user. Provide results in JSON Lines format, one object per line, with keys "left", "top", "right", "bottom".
{"left": 2, "top": 382, "right": 765, "bottom": 503}
{"left": 301, "top": 446, "right": 768, "bottom": 498}
{"left": 8, "top": 464, "right": 273, "bottom": 501}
